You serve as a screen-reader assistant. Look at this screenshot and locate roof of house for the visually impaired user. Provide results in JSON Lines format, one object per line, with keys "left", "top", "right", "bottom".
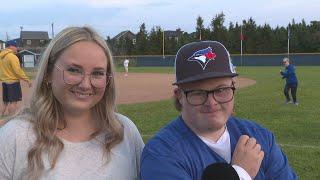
{"left": 113, "top": 30, "right": 136, "bottom": 40}
{"left": 18, "top": 49, "right": 40, "bottom": 55}
{"left": 20, "top": 31, "right": 49, "bottom": 40}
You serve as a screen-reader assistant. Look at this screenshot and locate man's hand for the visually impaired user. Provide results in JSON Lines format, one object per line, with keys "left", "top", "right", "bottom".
{"left": 231, "top": 135, "right": 264, "bottom": 179}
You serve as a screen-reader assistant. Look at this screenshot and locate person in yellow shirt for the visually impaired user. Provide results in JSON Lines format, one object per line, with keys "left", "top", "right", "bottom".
{"left": 0, "top": 40, "right": 31, "bottom": 116}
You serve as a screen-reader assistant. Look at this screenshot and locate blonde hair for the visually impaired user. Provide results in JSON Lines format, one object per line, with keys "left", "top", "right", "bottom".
{"left": 15, "top": 26, "right": 123, "bottom": 179}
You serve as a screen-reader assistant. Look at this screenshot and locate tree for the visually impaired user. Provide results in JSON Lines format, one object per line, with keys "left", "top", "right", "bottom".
{"left": 272, "top": 26, "right": 288, "bottom": 53}
{"left": 196, "top": 16, "right": 204, "bottom": 40}
{"left": 310, "top": 21, "right": 320, "bottom": 51}
{"left": 148, "top": 26, "right": 162, "bottom": 55}
{"left": 136, "top": 23, "right": 148, "bottom": 54}
{"left": 108, "top": 17, "right": 320, "bottom": 56}
{"left": 256, "top": 24, "right": 273, "bottom": 53}
{"left": 242, "top": 18, "right": 258, "bottom": 53}
{"left": 209, "top": 12, "right": 228, "bottom": 45}
{"left": 227, "top": 22, "right": 241, "bottom": 54}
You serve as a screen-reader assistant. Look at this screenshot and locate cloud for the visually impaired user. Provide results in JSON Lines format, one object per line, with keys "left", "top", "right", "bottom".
{"left": 85, "top": 0, "right": 153, "bottom": 7}
{"left": 4, "top": 0, "right": 170, "bottom": 10}
{"left": 0, "top": 0, "right": 318, "bottom": 40}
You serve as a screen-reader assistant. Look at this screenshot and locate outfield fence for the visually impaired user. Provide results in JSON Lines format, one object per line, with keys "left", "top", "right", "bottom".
{"left": 113, "top": 53, "right": 320, "bottom": 67}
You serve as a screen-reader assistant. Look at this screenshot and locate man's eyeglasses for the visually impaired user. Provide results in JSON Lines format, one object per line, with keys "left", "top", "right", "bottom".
{"left": 55, "top": 64, "right": 112, "bottom": 88}
{"left": 181, "top": 86, "right": 236, "bottom": 106}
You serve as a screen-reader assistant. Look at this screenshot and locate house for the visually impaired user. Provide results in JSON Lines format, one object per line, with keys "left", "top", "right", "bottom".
{"left": 164, "top": 30, "right": 183, "bottom": 42}
{"left": 20, "top": 31, "right": 49, "bottom": 48}
{"left": 18, "top": 31, "right": 49, "bottom": 67}
{"left": 18, "top": 49, "right": 41, "bottom": 68}
{"left": 112, "top": 30, "right": 136, "bottom": 45}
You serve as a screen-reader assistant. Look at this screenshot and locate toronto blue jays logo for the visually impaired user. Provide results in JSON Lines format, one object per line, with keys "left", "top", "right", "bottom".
{"left": 187, "top": 47, "right": 216, "bottom": 70}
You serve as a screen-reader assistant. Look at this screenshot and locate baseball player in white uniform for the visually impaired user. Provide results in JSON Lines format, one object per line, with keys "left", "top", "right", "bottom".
{"left": 124, "top": 59, "right": 129, "bottom": 76}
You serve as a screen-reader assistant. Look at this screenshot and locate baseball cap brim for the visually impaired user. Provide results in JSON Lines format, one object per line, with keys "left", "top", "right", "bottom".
{"left": 173, "top": 72, "right": 238, "bottom": 85}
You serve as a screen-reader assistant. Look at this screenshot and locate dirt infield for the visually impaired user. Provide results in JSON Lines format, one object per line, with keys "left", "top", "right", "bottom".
{"left": 0, "top": 73, "right": 256, "bottom": 109}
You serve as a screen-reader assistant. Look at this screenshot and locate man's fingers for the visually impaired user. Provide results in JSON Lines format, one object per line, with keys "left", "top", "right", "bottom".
{"left": 259, "top": 150, "right": 265, "bottom": 159}
{"left": 253, "top": 143, "right": 262, "bottom": 153}
{"left": 237, "top": 135, "right": 250, "bottom": 146}
{"left": 246, "top": 137, "right": 257, "bottom": 148}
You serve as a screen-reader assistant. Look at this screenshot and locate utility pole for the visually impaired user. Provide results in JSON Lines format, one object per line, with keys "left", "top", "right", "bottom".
{"left": 5, "top": 32, "right": 9, "bottom": 41}
{"left": 20, "top": 26, "right": 23, "bottom": 47}
{"left": 287, "top": 25, "right": 290, "bottom": 58}
{"left": 240, "top": 25, "right": 243, "bottom": 66}
{"left": 162, "top": 29, "right": 165, "bottom": 59}
{"left": 51, "top": 22, "right": 54, "bottom": 38}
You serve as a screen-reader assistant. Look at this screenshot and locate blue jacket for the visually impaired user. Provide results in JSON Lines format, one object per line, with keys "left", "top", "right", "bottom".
{"left": 141, "top": 116, "right": 297, "bottom": 180}
{"left": 281, "top": 64, "right": 298, "bottom": 85}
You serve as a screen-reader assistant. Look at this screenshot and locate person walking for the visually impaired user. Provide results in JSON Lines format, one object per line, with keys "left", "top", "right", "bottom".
{"left": 280, "top": 57, "right": 298, "bottom": 105}
{"left": 0, "top": 40, "right": 31, "bottom": 116}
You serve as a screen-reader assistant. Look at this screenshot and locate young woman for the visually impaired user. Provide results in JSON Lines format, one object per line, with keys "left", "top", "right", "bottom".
{"left": 0, "top": 27, "right": 144, "bottom": 180}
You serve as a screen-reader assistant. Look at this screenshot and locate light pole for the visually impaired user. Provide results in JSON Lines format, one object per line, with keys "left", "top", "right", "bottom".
{"left": 287, "top": 25, "right": 290, "bottom": 58}
{"left": 162, "top": 29, "right": 165, "bottom": 59}
{"left": 20, "top": 26, "right": 23, "bottom": 47}
{"left": 51, "top": 23, "right": 54, "bottom": 38}
{"left": 240, "top": 25, "right": 243, "bottom": 66}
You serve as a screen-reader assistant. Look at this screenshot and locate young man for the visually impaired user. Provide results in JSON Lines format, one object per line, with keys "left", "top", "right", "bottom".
{"left": 280, "top": 58, "right": 298, "bottom": 105}
{"left": 0, "top": 40, "right": 31, "bottom": 116}
{"left": 141, "top": 41, "right": 297, "bottom": 180}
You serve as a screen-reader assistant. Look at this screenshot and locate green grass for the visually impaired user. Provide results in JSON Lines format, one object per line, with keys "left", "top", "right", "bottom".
{"left": 118, "top": 66, "right": 320, "bottom": 180}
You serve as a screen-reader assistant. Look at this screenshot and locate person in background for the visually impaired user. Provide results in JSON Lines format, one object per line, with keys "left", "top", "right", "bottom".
{"left": 280, "top": 57, "right": 298, "bottom": 105}
{"left": 141, "top": 41, "right": 297, "bottom": 180}
{"left": 123, "top": 58, "right": 130, "bottom": 76}
{"left": 0, "top": 40, "right": 32, "bottom": 116}
{"left": 0, "top": 26, "right": 144, "bottom": 180}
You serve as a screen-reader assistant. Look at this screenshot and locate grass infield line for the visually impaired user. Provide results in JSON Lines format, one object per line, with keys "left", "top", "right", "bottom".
{"left": 279, "top": 143, "right": 320, "bottom": 149}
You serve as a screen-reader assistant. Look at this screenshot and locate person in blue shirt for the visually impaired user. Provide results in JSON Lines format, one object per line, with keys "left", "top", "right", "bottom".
{"left": 140, "top": 41, "right": 297, "bottom": 180}
{"left": 280, "top": 58, "right": 298, "bottom": 105}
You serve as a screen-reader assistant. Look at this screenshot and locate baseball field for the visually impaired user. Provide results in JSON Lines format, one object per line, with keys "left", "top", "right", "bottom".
{"left": 0, "top": 66, "right": 319, "bottom": 179}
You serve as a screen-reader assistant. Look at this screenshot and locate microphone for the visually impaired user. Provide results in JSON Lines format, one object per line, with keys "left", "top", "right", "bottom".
{"left": 202, "top": 163, "right": 240, "bottom": 180}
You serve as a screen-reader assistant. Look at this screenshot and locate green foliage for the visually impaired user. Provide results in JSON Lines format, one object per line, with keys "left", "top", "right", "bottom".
{"left": 136, "top": 23, "right": 148, "bottom": 54}
{"left": 148, "top": 26, "right": 163, "bottom": 55}
{"left": 109, "top": 14, "right": 320, "bottom": 56}
{"left": 196, "top": 16, "right": 204, "bottom": 40}
{"left": 118, "top": 66, "right": 320, "bottom": 179}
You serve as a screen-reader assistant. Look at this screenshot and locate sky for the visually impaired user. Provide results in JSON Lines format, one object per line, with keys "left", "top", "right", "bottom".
{"left": 0, "top": 0, "right": 319, "bottom": 40}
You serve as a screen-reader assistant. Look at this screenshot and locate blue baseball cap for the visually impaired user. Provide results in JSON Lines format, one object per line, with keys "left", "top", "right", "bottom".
{"left": 6, "top": 39, "right": 18, "bottom": 47}
{"left": 173, "top": 41, "right": 238, "bottom": 85}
